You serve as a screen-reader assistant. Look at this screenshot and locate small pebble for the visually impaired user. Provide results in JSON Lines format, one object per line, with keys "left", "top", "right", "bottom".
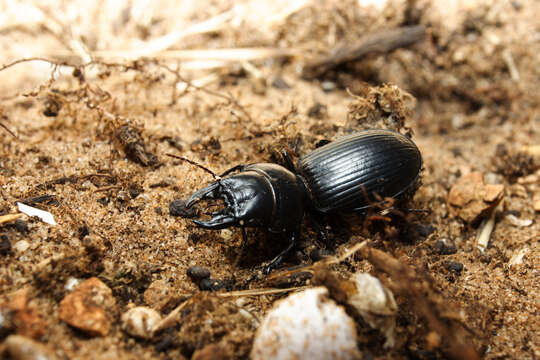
{"left": 346, "top": 272, "right": 397, "bottom": 348}
{"left": 187, "top": 266, "right": 211, "bottom": 282}
{"left": 271, "top": 76, "right": 290, "bottom": 89}
{"left": 307, "top": 102, "right": 327, "bottom": 119}
{"left": 321, "top": 81, "right": 336, "bottom": 92}
{"left": 14, "top": 219, "right": 29, "bottom": 233}
{"left": 5, "top": 335, "right": 55, "bottom": 360}
{"left": 64, "top": 277, "right": 81, "bottom": 292}
{"left": 59, "top": 277, "right": 115, "bottom": 337}
{"left": 433, "top": 238, "right": 457, "bottom": 255}
{"left": 13, "top": 240, "right": 30, "bottom": 253}
{"left": 0, "top": 234, "right": 11, "bottom": 255}
{"left": 447, "top": 172, "right": 504, "bottom": 223}
{"left": 128, "top": 184, "right": 143, "bottom": 199}
{"left": 199, "top": 278, "right": 225, "bottom": 291}
{"left": 445, "top": 261, "right": 464, "bottom": 274}
{"left": 416, "top": 224, "right": 436, "bottom": 238}
{"left": 169, "top": 199, "right": 197, "bottom": 218}
{"left": 251, "top": 287, "right": 359, "bottom": 360}
{"left": 121, "top": 306, "right": 162, "bottom": 339}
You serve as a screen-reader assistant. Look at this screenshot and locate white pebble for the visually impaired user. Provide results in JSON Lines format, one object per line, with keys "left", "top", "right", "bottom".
{"left": 348, "top": 273, "right": 397, "bottom": 316}
{"left": 13, "top": 240, "right": 30, "bottom": 253}
{"left": 64, "top": 277, "right": 81, "bottom": 292}
{"left": 121, "top": 306, "right": 162, "bottom": 339}
{"left": 347, "top": 272, "right": 397, "bottom": 348}
{"left": 251, "top": 287, "right": 359, "bottom": 360}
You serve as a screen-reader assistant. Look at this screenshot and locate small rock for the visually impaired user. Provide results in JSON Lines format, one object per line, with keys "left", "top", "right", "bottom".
{"left": 346, "top": 272, "right": 397, "bottom": 348}
{"left": 13, "top": 240, "right": 30, "bottom": 253}
{"left": 307, "top": 102, "right": 328, "bottom": 119}
{"left": 59, "top": 277, "right": 115, "bottom": 337}
{"left": 321, "top": 81, "right": 336, "bottom": 92}
{"left": 444, "top": 261, "right": 464, "bottom": 274}
{"left": 128, "top": 184, "right": 143, "bottom": 199}
{"left": 0, "top": 234, "right": 11, "bottom": 255}
{"left": 64, "top": 277, "right": 81, "bottom": 292}
{"left": 433, "top": 238, "right": 457, "bottom": 255}
{"left": 187, "top": 266, "right": 211, "bottom": 282}
{"left": 169, "top": 199, "right": 197, "bottom": 218}
{"left": 271, "top": 76, "right": 290, "bottom": 89}
{"left": 121, "top": 306, "right": 162, "bottom": 339}
{"left": 416, "top": 224, "right": 436, "bottom": 238}
{"left": 251, "top": 287, "right": 359, "bottom": 360}
{"left": 5, "top": 335, "right": 56, "bottom": 360}
{"left": 14, "top": 219, "right": 29, "bottom": 233}
{"left": 447, "top": 172, "right": 504, "bottom": 223}
{"left": 199, "top": 278, "right": 225, "bottom": 292}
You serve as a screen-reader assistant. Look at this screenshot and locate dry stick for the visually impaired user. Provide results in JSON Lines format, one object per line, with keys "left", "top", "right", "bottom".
{"left": 0, "top": 213, "right": 23, "bottom": 224}
{"left": 302, "top": 25, "right": 426, "bottom": 79}
{"left": 218, "top": 286, "right": 310, "bottom": 298}
{"left": 151, "top": 299, "right": 191, "bottom": 335}
{"left": 0, "top": 57, "right": 69, "bottom": 72}
{"left": 89, "top": 48, "right": 298, "bottom": 61}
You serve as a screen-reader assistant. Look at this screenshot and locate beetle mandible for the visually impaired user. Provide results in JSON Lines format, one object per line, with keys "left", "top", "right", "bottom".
{"left": 183, "top": 129, "right": 422, "bottom": 273}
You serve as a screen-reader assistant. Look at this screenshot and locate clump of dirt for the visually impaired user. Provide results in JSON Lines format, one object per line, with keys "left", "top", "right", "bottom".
{"left": 175, "top": 294, "right": 255, "bottom": 359}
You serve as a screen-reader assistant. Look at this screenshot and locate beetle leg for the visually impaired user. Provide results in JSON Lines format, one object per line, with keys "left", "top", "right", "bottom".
{"left": 262, "top": 231, "right": 298, "bottom": 275}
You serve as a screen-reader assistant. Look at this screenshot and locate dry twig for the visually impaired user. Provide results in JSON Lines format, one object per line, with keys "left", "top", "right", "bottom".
{"left": 302, "top": 25, "right": 426, "bottom": 79}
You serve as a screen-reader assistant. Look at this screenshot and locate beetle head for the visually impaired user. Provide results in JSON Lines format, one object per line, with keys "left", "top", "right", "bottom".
{"left": 186, "top": 172, "right": 274, "bottom": 230}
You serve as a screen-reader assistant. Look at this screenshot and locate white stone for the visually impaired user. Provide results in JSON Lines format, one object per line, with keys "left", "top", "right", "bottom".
{"left": 13, "top": 240, "right": 30, "bottom": 253}
{"left": 251, "top": 287, "right": 358, "bottom": 360}
{"left": 121, "top": 306, "right": 162, "bottom": 339}
{"left": 347, "top": 273, "right": 397, "bottom": 348}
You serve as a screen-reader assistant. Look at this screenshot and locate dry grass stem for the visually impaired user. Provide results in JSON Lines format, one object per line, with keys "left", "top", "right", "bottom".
{"left": 0, "top": 213, "right": 24, "bottom": 224}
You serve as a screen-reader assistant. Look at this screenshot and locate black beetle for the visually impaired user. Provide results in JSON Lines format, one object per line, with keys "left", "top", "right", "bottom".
{"left": 183, "top": 129, "right": 422, "bottom": 273}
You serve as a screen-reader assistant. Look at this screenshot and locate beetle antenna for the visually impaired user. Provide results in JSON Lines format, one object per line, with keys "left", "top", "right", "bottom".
{"left": 166, "top": 153, "right": 220, "bottom": 180}
{"left": 0, "top": 123, "right": 17, "bottom": 138}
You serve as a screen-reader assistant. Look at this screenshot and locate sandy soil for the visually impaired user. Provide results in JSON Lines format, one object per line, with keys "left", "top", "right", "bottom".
{"left": 0, "top": 0, "right": 538, "bottom": 359}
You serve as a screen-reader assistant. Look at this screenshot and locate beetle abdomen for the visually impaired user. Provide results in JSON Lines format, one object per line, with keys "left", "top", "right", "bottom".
{"left": 297, "top": 129, "right": 422, "bottom": 212}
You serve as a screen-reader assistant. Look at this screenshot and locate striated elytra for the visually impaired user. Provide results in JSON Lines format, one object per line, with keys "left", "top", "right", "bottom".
{"left": 184, "top": 129, "right": 422, "bottom": 273}
{"left": 298, "top": 129, "right": 422, "bottom": 212}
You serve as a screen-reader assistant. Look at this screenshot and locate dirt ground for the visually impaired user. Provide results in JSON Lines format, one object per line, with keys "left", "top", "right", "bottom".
{"left": 0, "top": 0, "right": 538, "bottom": 359}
